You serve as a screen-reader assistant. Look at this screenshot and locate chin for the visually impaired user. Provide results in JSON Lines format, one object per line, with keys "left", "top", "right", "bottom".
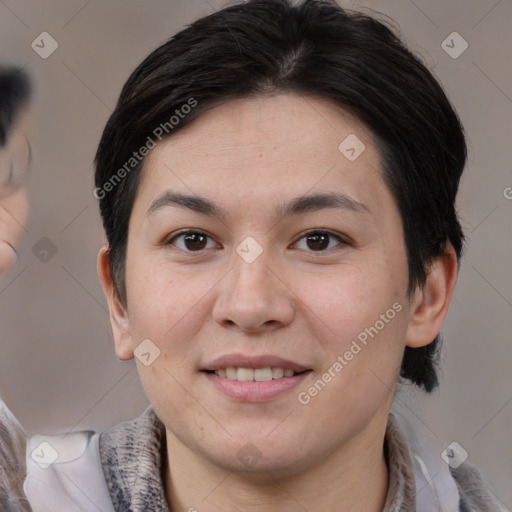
{"left": 196, "top": 434, "right": 313, "bottom": 478}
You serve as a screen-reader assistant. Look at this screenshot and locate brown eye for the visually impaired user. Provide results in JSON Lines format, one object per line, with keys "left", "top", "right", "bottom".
{"left": 294, "top": 230, "right": 346, "bottom": 252}
{"left": 167, "top": 230, "right": 216, "bottom": 252}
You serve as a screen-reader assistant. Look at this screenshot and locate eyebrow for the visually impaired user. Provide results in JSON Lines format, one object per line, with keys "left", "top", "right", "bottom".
{"left": 147, "top": 190, "right": 370, "bottom": 221}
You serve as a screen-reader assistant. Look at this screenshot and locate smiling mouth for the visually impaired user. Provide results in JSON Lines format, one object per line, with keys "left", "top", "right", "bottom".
{"left": 203, "top": 367, "right": 311, "bottom": 382}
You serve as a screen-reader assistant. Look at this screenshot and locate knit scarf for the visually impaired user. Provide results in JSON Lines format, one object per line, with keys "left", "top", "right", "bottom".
{"left": 99, "top": 407, "right": 418, "bottom": 511}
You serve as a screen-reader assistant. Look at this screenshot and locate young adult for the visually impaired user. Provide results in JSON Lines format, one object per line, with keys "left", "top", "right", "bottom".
{"left": 1, "top": 1, "right": 504, "bottom": 510}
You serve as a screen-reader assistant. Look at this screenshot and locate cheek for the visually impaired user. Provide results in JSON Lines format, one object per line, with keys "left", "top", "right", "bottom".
{"left": 293, "top": 259, "right": 407, "bottom": 402}
{"left": 297, "top": 258, "right": 404, "bottom": 346}
{"left": 125, "top": 264, "right": 202, "bottom": 415}
{"left": 125, "top": 256, "right": 209, "bottom": 354}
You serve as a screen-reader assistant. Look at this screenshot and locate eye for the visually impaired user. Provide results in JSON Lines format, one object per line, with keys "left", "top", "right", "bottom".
{"left": 165, "top": 229, "right": 349, "bottom": 254}
{"left": 165, "top": 230, "right": 218, "bottom": 252}
{"left": 293, "top": 230, "right": 347, "bottom": 252}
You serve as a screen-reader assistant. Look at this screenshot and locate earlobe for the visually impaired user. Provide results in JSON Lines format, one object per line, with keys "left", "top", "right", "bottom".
{"left": 405, "top": 242, "right": 458, "bottom": 348}
{"left": 97, "top": 245, "right": 134, "bottom": 361}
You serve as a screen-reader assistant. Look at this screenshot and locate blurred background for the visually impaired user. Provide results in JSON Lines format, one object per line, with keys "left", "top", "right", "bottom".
{"left": 0, "top": 0, "right": 510, "bottom": 507}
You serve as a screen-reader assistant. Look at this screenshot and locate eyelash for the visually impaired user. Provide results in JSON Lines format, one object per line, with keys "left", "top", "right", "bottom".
{"left": 164, "top": 229, "right": 350, "bottom": 254}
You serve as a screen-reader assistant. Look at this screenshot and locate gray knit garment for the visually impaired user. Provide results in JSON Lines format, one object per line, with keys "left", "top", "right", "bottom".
{"left": 98, "top": 407, "right": 503, "bottom": 512}
{"left": 99, "top": 408, "right": 170, "bottom": 512}
{"left": 98, "top": 408, "right": 417, "bottom": 511}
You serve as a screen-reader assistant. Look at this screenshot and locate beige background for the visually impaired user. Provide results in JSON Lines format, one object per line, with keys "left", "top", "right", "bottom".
{"left": 0, "top": 0, "right": 510, "bottom": 508}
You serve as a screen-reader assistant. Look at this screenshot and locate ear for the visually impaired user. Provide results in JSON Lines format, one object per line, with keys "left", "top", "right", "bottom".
{"left": 405, "top": 242, "right": 458, "bottom": 348}
{"left": 97, "top": 245, "right": 134, "bottom": 360}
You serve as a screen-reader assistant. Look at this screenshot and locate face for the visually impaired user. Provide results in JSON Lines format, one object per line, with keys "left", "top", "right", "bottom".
{"left": 101, "top": 93, "right": 433, "bottom": 476}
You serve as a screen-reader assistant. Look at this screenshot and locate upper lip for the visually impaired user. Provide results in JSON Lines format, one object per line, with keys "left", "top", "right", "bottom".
{"left": 201, "top": 353, "right": 310, "bottom": 373}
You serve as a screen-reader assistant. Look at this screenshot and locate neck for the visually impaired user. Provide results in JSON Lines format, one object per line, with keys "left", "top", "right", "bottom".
{"left": 164, "top": 416, "right": 390, "bottom": 512}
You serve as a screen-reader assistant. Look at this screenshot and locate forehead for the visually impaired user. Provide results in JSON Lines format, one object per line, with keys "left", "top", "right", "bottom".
{"left": 134, "top": 93, "right": 391, "bottom": 219}
{"left": 148, "top": 93, "right": 371, "bottom": 162}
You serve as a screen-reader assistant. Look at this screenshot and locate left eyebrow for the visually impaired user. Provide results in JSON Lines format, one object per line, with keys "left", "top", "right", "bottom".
{"left": 147, "top": 190, "right": 371, "bottom": 221}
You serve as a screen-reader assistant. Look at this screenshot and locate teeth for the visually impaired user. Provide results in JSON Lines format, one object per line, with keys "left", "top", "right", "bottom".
{"left": 237, "top": 368, "right": 254, "bottom": 381}
{"left": 254, "top": 368, "right": 272, "bottom": 381}
{"left": 271, "top": 368, "right": 284, "bottom": 379}
{"left": 215, "top": 367, "right": 298, "bottom": 381}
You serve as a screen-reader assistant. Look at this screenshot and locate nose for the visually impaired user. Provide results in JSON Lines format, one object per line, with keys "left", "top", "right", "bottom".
{"left": 212, "top": 242, "right": 296, "bottom": 334}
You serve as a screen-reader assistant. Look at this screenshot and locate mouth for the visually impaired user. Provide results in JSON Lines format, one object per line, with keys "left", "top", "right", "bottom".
{"left": 200, "top": 354, "right": 313, "bottom": 401}
{"left": 202, "top": 367, "right": 310, "bottom": 381}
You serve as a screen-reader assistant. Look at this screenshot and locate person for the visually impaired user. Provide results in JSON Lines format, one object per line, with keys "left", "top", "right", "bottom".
{"left": 0, "top": 1, "right": 505, "bottom": 510}
{"left": 0, "top": 65, "right": 33, "bottom": 511}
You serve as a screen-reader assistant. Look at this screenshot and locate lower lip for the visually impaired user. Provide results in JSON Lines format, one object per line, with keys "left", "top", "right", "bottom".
{"left": 202, "top": 371, "right": 312, "bottom": 402}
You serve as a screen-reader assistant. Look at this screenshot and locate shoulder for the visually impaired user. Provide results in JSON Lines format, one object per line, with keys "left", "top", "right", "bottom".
{"left": 23, "top": 423, "right": 115, "bottom": 511}
{"left": 450, "top": 461, "right": 506, "bottom": 512}
{"left": 387, "top": 408, "right": 505, "bottom": 512}
{"left": 0, "top": 399, "right": 31, "bottom": 511}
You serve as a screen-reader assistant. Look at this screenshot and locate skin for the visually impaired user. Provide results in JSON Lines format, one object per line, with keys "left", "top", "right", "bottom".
{"left": 0, "top": 104, "right": 31, "bottom": 510}
{"left": 98, "top": 93, "right": 458, "bottom": 511}
{"left": 0, "top": 106, "right": 30, "bottom": 274}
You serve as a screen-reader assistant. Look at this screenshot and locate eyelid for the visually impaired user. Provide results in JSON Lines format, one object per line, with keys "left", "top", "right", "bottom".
{"left": 296, "top": 228, "right": 350, "bottom": 244}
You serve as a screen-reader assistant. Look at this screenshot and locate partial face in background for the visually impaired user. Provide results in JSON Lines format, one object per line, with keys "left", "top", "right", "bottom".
{"left": 99, "top": 93, "right": 453, "bottom": 476}
{"left": 0, "top": 106, "right": 30, "bottom": 273}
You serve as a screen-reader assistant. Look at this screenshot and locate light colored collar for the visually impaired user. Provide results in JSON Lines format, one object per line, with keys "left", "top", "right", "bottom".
{"left": 390, "top": 396, "right": 461, "bottom": 512}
